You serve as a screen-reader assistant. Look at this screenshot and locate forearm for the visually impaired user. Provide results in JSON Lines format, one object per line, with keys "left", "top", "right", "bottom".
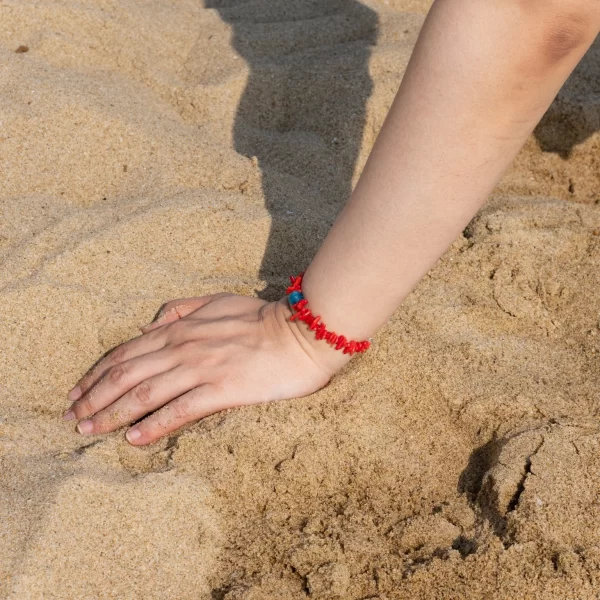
{"left": 288, "top": 0, "right": 599, "bottom": 369}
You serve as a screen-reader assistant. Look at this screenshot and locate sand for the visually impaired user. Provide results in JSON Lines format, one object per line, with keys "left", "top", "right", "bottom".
{"left": 1, "top": 0, "right": 600, "bottom": 598}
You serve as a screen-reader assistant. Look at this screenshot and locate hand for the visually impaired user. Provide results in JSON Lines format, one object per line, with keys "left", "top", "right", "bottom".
{"left": 63, "top": 293, "right": 350, "bottom": 446}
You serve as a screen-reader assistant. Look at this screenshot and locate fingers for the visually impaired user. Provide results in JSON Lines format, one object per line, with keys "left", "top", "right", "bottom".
{"left": 67, "top": 329, "right": 168, "bottom": 403}
{"left": 64, "top": 348, "right": 178, "bottom": 423}
{"left": 139, "top": 296, "right": 215, "bottom": 334}
{"left": 125, "top": 384, "right": 228, "bottom": 446}
{"left": 74, "top": 366, "right": 199, "bottom": 435}
{"left": 68, "top": 296, "right": 219, "bottom": 401}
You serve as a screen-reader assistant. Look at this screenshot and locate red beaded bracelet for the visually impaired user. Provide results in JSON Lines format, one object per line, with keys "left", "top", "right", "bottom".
{"left": 286, "top": 272, "right": 372, "bottom": 355}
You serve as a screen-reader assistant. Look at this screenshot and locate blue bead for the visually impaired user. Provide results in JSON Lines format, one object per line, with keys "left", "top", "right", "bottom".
{"left": 288, "top": 291, "right": 304, "bottom": 305}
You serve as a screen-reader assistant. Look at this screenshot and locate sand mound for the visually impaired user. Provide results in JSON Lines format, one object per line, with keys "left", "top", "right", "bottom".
{"left": 2, "top": 0, "right": 600, "bottom": 598}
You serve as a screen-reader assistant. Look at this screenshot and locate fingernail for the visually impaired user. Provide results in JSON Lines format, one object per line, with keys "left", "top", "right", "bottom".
{"left": 77, "top": 420, "right": 93, "bottom": 435}
{"left": 67, "top": 386, "right": 82, "bottom": 402}
{"left": 126, "top": 428, "right": 141, "bottom": 443}
{"left": 63, "top": 410, "right": 75, "bottom": 421}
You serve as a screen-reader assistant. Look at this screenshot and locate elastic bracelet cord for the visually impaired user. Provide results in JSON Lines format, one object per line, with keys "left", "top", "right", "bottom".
{"left": 286, "top": 272, "right": 372, "bottom": 355}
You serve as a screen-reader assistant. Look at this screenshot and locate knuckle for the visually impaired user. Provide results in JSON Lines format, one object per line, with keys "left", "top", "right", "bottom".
{"left": 79, "top": 366, "right": 101, "bottom": 391}
{"left": 152, "top": 409, "right": 173, "bottom": 432}
{"left": 96, "top": 409, "right": 124, "bottom": 433}
{"left": 77, "top": 377, "right": 91, "bottom": 394}
{"left": 178, "top": 339, "right": 201, "bottom": 357}
{"left": 87, "top": 417, "right": 106, "bottom": 434}
{"left": 109, "top": 344, "right": 129, "bottom": 365}
{"left": 132, "top": 381, "right": 153, "bottom": 406}
{"left": 204, "top": 380, "right": 224, "bottom": 397}
{"left": 166, "top": 319, "right": 190, "bottom": 343}
{"left": 172, "top": 398, "right": 193, "bottom": 421}
{"left": 108, "top": 363, "right": 128, "bottom": 385}
{"left": 198, "top": 349, "right": 223, "bottom": 370}
{"left": 74, "top": 396, "right": 94, "bottom": 418}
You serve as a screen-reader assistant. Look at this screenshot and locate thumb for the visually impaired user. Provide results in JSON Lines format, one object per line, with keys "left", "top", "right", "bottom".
{"left": 139, "top": 296, "right": 214, "bottom": 333}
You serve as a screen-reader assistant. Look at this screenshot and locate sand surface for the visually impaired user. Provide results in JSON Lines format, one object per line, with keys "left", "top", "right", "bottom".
{"left": 2, "top": 1, "right": 600, "bottom": 598}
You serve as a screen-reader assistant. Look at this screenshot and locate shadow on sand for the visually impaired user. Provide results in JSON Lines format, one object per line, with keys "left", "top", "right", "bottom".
{"left": 206, "top": 0, "right": 378, "bottom": 299}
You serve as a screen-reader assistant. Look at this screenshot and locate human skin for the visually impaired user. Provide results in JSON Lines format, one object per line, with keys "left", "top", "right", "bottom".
{"left": 64, "top": 0, "right": 600, "bottom": 445}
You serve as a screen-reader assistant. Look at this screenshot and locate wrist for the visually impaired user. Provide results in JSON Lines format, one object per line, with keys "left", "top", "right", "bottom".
{"left": 300, "top": 265, "right": 380, "bottom": 342}
{"left": 274, "top": 296, "right": 354, "bottom": 377}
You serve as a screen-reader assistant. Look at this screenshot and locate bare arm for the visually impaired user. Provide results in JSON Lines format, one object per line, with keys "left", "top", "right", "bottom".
{"left": 67, "top": 0, "right": 600, "bottom": 445}
{"left": 286, "top": 0, "right": 600, "bottom": 373}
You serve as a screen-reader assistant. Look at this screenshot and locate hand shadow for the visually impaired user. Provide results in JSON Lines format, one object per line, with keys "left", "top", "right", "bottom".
{"left": 205, "top": 0, "right": 378, "bottom": 299}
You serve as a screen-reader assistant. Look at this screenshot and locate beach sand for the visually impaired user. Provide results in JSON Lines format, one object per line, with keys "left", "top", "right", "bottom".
{"left": 1, "top": 1, "right": 600, "bottom": 598}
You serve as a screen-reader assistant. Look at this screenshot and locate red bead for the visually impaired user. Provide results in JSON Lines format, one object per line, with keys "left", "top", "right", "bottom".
{"left": 286, "top": 274, "right": 303, "bottom": 294}
{"left": 329, "top": 333, "right": 338, "bottom": 345}
{"left": 335, "top": 335, "right": 346, "bottom": 350}
{"left": 344, "top": 341, "right": 356, "bottom": 355}
{"left": 290, "top": 307, "right": 309, "bottom": 321}
{"left": 316, "top": 323, "right": 327, "bottom": 340}
{"left": 293, "top": 299, "right": 308, "bottom": 310}
{"left": 309, "top": 315, "right": 321, "bottom": 331}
